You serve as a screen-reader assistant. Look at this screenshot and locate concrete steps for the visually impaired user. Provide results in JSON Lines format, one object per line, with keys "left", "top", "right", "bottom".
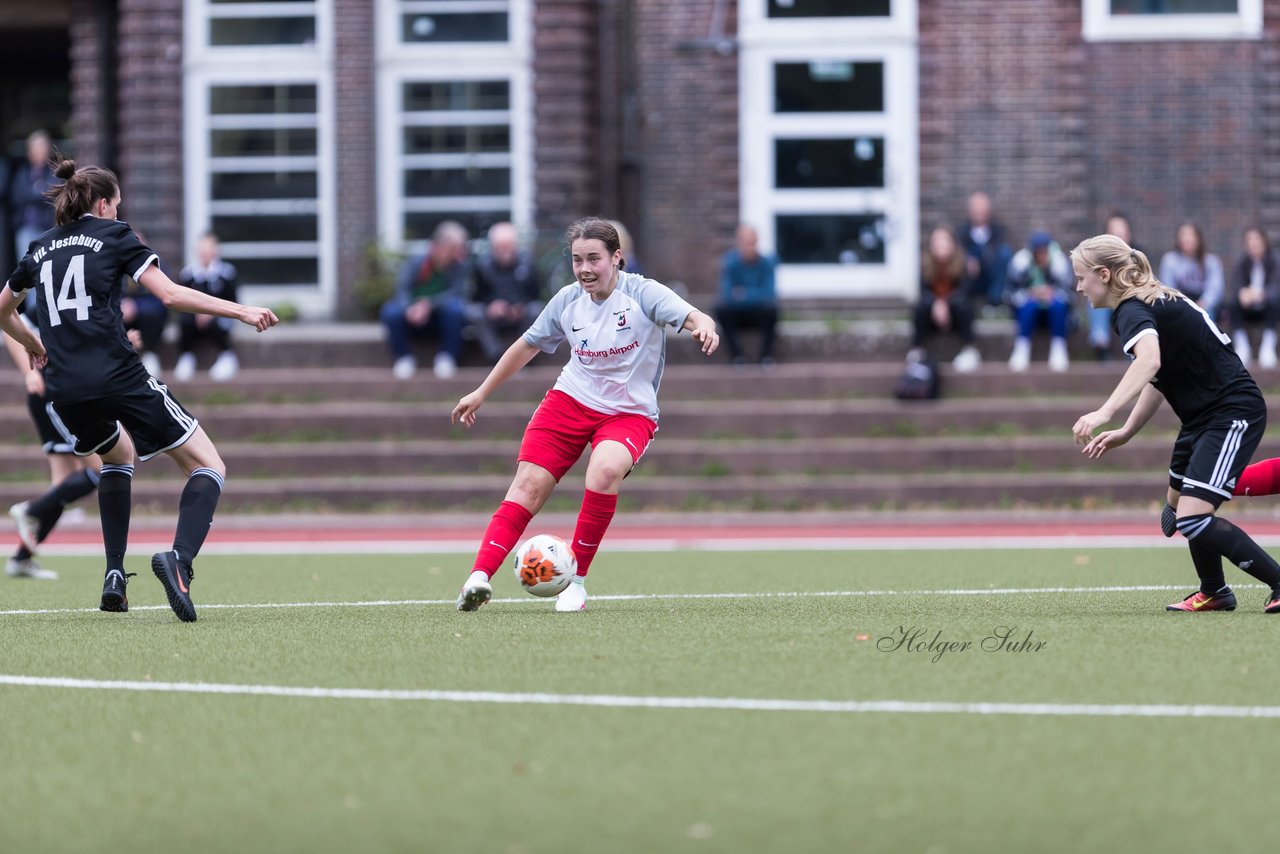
{"left": 5, "top": 335, "right": 1271, "bottom": 512}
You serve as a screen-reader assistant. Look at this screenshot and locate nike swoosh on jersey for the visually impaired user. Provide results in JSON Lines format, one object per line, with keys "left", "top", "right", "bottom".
{"left": 572, "top": 326, "right": 585, "bottom": 332}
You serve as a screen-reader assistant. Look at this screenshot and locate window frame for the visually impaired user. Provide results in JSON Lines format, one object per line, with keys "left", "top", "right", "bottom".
{"left": 183, "top": 63, "right": 337, "bottom": 316}
{"left": 375, "top": 0, "right": 533, "bottom": 252}
{"left": 739, "top": 10, "right": 918, "bottom": 299}
{"left": 1082, "top": 0, "right": 1262, "bottom": 42}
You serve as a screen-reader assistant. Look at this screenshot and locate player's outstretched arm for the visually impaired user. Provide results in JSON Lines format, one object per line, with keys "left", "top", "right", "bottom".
{"left": 0, "top": 287, "right": 45, "bottom": 369}
{"left": 138, "top": 266, "right": 279, "bottom": 332}
{"left": 1072, "top": 335, "right": 1160, "bottom": 446}
{"left": 451, "top": 338, "right": 540, "bottom": 427}
{"left": 682, "top": 310, "right": 720, "bottom": 355}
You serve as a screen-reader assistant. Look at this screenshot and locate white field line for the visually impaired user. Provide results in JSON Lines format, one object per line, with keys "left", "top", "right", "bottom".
{"left": 32, "top": 535, "right": 1241, "bottom": 556}
{"left": 1, "top": 673, "right": 1278, "bottom": 720}
{"left": 0, "top": 583, "right": 1268, "bottom": 617}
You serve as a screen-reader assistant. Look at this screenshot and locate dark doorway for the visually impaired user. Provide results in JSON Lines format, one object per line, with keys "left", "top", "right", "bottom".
{"left": 0, "top": 14, "right": 70, "bottom": 273}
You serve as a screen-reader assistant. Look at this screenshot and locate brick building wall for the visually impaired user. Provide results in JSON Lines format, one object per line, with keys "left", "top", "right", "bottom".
{"left": 333, "top": 0, "right": 375, "bottom": 319}
{"left": 531, "top": 0, "right": 602, "bottom": 232}
{"left": 611, "top": 0, "right": 740, "bottom": 297}
{"left": 920, "top": 0, "right": 1280, "bottom": 267}
{"left": 114, "top": 0, "right": 184, "bottom": 271}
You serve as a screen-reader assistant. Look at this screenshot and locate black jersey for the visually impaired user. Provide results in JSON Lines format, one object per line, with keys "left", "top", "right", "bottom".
{"left": 6, "top": 215, "right": 155, "bottom": 403}
{"left": 1113, "top": 292, "right": 1263, "bottom": 427}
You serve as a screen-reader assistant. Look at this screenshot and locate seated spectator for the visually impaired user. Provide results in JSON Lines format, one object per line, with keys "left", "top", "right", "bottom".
{"left": 1159, "top": 221, "right": 1224, "bottom": 323}
{"left": 911, "top": 226, "right": 980, "bottom": 373}
{"left": 175, "top": 231, "right": 239, "bottom": 382}
{"left": 1006, "top": 230, "right": 1073, "bottom": 373}
{"left": 380, "top": 220, "right": 470, "bottom": 380}
{"left": 121, "top": 228, "right": 168, "bottom": 377}
{"left": 1087, "top": 212, "right": 1142, "bottom": 361}
{"left": 1227, "top": 226, "right": 1280, "bottom": 370}
{"left": 958, "top": 191, "right": 1013, "bottom": 308}
{"left": 715, "top": 223, "right": 779, "bottom": 367}
{"left": 465, "top": 222, "right": 543, "bottom": 363}
{"left": 609, "top": 220, "right": 643, "bottom": 276}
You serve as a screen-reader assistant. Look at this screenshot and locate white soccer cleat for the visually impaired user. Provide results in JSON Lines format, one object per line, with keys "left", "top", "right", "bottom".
{"left": 140, "top": 351, "right": 162, "bottom": 377}
{"left": 456, "top": 570, "right": 492, "bottom": 611}
{"left": 554, "top": 578, "right": 587, "bottom": 612}
{"left": 5, "top": 557, "right": 57, "bottom": 581}
{"left": 9, "top": 501, "right": 40, "bottom": 554}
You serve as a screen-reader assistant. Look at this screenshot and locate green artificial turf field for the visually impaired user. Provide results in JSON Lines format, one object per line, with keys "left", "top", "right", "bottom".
{"left": 3, "top": 547, "right": 1279, "bottom": 854}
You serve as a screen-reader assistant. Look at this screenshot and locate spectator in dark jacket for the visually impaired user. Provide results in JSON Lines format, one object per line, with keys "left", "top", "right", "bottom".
{"left": 9, "top": 131, "right": 57, "bottom": 261}
{"left": 380, "top": 220, "right": 471, "bottom": 379}
{"left": 466, "top": 222, "right": 542, "bottom": 363}
{"left": 715, "top": 223, "right": 779, "bottom": 367}
{"left": 1227, "top": 227, "right": 1280, "bottom": 370}
{"left": 958, "top": 191, "right": 1013, "bottom": 308}
{"left": 912, "top": 226, "right": 979, "bottom": 372}
{"left": 175, "top": 231, "right": 240, "bottom": 382}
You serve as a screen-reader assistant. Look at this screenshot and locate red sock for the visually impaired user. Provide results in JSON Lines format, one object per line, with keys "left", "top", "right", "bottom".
{"left": 1235, "top": 457, "right": 1280, "bottom": 497}
{"left": 571, "top": 489, "right": 618, "bottom": 577}
{"left": 473, "top": 500, "right": 533, "bottom": 578}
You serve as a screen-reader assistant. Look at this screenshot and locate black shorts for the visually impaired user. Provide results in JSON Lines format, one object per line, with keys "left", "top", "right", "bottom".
{"left": 47, "top": 376, "right": 199, "bottom": 462}
{"left": 1169, "top": 408, "right": 1266, "bottom": 507}
{"left": 27, "top": 392, "right": 74, "bottom": 455}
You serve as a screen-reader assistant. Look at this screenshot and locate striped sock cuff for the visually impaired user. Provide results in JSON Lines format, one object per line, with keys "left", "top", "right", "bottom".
{"left": 191, "top": 467, "right": 225, "bottom": 491}
{"left": 100, "top": 464, "right": 134, "bottom": 479}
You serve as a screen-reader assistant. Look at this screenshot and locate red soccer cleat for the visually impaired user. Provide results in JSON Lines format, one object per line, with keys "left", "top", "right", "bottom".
{"left": 1166, "top": 589, "right": 1237, "bottom": 612}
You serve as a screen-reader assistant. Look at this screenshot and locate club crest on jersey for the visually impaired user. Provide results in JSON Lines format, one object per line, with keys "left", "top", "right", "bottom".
{"left": 614, "top": 310, "right": 630, "bottom": 330}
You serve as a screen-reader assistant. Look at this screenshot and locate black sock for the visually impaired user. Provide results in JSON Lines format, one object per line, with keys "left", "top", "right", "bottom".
{"left": 1187, "top": 538, "right": 1228, "bottom": 594}
{"left": 97, "top": 464, "right": 133, "bottom": 573}
{"left": 1181, "top": 514, "right": 1280, "bottom": 589}
{"left": 28, "top": 469, "right": 100, "bottom": 521}
{"left": 173, "top": 468, "right": 223, "bottom": 568}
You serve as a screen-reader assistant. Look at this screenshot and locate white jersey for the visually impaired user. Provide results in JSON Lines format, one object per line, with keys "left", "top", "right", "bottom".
{"left": 523, "top": 271, "right": 697, "bottom": 420}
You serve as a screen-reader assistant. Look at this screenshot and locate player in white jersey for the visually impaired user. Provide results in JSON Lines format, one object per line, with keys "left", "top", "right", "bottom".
{"left": 451, "top": 217, "right": 719, "bottom": 612}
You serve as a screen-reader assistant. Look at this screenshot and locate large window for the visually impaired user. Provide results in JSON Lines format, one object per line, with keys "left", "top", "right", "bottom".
{"left": 185, "top": 1, "right": 335, "bottom": 316}
{"left": 1082, "top": 0, "right": 1261, "bottom": 40}
{"left": 739, "top": 2, "right": 917, "bottom": 298}
{"left": 376, "top": 0, "right": 532, "bottom": 251}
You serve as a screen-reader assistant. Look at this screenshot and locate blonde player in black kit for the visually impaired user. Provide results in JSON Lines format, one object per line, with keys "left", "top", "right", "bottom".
{"left": 0, "top": 159, "right": 278, "bottom": 621}
{"left": 1071, "top": 233, "right": 1280, "bottom": 614}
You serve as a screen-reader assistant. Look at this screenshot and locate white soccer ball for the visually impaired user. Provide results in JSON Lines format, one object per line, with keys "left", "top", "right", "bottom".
{"left": 512, "top": 534, "right": 578, "bottom": 597}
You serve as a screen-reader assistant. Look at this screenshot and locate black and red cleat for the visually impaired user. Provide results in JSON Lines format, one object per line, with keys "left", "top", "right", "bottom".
{"left": 151, "top": 551, "right": 197, "bottom": 622}
{"left": 1166, "top": 588, "right": 1237, "bottom": 613}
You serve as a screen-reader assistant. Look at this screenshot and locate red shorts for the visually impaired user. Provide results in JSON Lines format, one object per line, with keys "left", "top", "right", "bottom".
{"left": 518, "top": 390, "right": 658, "bottom": 481}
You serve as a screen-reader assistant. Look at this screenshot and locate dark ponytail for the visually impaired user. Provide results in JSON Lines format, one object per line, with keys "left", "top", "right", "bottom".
{"left": 45, "top": 158, "right": 119, "bottom": 226}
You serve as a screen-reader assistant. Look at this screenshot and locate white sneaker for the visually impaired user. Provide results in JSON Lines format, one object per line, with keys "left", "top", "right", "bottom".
{"left": 555, "top": 578, "right": 587, "bottom": 612}
{"left": 392, "top": 355, "right": 417, "bottom": 380}
{"left": 208, "top": 350, "right": 239, "bottom": 382}
{"left": 1260, "top": 330, "right": 1278, "bottom": 370}
{"left": 433, "top": 352, "right": 458, "bottom": 380}
{"left": 173, "top": 352, "right": 197, "bottom": 382}
{"left": 952, "top": 345, "right": 981, "bottom": 374}
{"left": 5, "top": 556, "right": 57, "bottom": 580}
{"left": 9, "top": 501, "right": 39, "bottom": 554}
{"left": 456, "top": 570, "right": 492, "bottom": 611}
{"left": 1233, "top": 329, "right": 1253, "bottom": 368}
{"left": 1008, "top": 337, "right": 1031, "bottom": 372}
{"left": 140, "top": 351, "right": 161, "bottom": 377}
{"left": 1048, "top": 337, "right": 1070, "bottom": 373}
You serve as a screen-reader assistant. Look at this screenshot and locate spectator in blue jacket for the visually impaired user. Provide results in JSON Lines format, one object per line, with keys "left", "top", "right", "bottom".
{"left": 715, "top": 223, "right": 779, "bottom": 367}
{"left": 380, "top": 220, "right": 471, "bottom": 380}
{"left": 958, "top": 192, "right": 1013, "bottom": 308}
{"left": 1006, "top": 230, "right": 1074, "bottom": 373}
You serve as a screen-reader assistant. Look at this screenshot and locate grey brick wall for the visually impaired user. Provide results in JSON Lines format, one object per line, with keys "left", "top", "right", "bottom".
{"left": 114, "top": 0, "right": 184, "bottom": 271}
{"left": 333, "top": 0, "right": 376, "bottom": 319}
{"left": 920, "top": 0, "right": 1280, "bottom": 268}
